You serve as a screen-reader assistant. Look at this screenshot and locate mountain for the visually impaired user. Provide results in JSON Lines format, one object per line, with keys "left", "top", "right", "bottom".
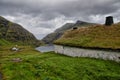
{"left": 0, "top": 16, "right": 41, "bottom": 46}
{"left": 55, "top": 23, "right": 75, "bottom": 32}
{"left": 42, "top": 23, "right": 74, "bottom": 44}
{"left": 42, "top": 20, "right": 96, "bottom": 44}
{"left": 55, "top": 22, "right": 120, "bottom": 50}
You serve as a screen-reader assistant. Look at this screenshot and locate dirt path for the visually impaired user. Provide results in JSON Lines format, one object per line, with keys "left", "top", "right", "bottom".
{"left": 0, "top": 73, "right": 2, "bottom": 80}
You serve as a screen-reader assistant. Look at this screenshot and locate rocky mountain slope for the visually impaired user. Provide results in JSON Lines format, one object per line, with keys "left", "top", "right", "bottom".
{"left": 0, "top": 16, "right": 41, "bottom": 46}
{"left": 42, "top": 23, "right": 74, "bottom": 44}
{"left": 42, "top": 20, "right": 96, "bottom": 44}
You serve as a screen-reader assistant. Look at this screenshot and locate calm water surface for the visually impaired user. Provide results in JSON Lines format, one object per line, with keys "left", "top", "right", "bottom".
{"left": 36, "top": 45, "right": 54, "bottom": 52}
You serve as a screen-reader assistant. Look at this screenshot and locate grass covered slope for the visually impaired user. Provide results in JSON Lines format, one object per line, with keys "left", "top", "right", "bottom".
{"left": 55, "top": 23, "right": 120, "bottom": 50}
{"left": 0, "top": 16, "right": 42, "bottom": 46}
{"left": 42, "top": 21, "right": 96, "bottom": 44}
{"left": 0, "top": 47, "right": 120, "bottom": 80}
{"left": 0, "top": 39, "right": 12, "bottom": 46}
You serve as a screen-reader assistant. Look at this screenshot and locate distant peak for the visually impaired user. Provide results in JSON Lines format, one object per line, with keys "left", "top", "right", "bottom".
{"left": 0, "top": 16, "right": 8, "bottom": 21}
{"left": 76, "top": 20, "right": 86, "bottom": 24}
{"left": 0, "top": 16, "right": 5, "bottom": 19}
{"left": 0, "top": 16, "right": 3, "bottom": 18}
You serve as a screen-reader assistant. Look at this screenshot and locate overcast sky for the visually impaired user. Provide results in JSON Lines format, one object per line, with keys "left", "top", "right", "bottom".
{"left": 0, "top": 0, "right": 120, "bottom": 39}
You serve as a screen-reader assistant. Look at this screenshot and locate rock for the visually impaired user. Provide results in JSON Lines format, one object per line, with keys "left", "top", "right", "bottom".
{"left": 11, "top": 58, "right": 22, "bottom": 62}
{"left": 11, "top": 47, "right": 19, "bottom": 51}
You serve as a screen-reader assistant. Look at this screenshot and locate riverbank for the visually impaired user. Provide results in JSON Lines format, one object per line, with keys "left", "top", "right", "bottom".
{"left": 0, "top": 46, "right": 120, "bottom": 80}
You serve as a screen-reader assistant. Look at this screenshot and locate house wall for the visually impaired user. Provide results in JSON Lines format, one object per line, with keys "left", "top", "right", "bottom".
{"left": 54, "top": 45, "right": 120, "bottom": 62}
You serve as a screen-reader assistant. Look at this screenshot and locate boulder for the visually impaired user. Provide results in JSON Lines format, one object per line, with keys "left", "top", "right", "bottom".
{"left": 11, "top": 58, "right": 22, "bottom": 62}
{"left": 11, "top": 47, "right": 19, "bottom": 51}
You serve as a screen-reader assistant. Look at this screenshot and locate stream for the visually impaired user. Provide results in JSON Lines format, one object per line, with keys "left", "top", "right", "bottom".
{"left": 35, "top": 45, "right": 54, "bottom": 52}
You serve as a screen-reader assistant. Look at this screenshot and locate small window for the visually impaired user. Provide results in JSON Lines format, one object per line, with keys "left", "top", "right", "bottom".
{"left": 118, "top": 57, "right": 120, "bottom": 59}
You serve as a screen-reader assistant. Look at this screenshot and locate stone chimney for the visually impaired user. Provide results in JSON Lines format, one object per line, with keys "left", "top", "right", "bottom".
{"left": 105, "top": 16, "right": 114, "bottom": 26}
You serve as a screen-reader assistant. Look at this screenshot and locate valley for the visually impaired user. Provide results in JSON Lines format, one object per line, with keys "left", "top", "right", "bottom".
{"left": 0, "top": 46, "right": 120, "bottom": 80}
{"left": 0, "top": 16, "right": 120, "bottom": 80}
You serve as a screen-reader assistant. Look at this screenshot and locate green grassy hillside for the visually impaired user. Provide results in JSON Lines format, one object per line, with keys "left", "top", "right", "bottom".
{"left": 0, "top": 46, "right": 120, "bottom": 80}
{"left": 0, "top": 39, "right": 12, "bottom": 46}
{"left": 42, "top": 23, "right": 74, "bottom": 44}
{"left": 55, "top": 23, "right": 120, "bottom": 50}
{"left": 0, "top": 16, "right": 42, "bottom": 46}
{"left": 42, "top": 21, "right": 96, "bottom": 44}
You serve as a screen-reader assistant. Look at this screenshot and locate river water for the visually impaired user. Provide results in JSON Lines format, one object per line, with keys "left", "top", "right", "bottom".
{"left": 35, "top": 45, "right": 54, "bottom": 52}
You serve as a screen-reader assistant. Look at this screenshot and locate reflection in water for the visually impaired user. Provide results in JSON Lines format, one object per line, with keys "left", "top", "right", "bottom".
{"left": 36, "top": 45, "right": 54, "bottom": 52}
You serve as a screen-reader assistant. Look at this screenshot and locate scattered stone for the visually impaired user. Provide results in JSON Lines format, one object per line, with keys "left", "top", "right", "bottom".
{"left": 11, "top": 47, "right": 19, "bottom": 51}
{"left": 11, "top": 58, "right": 22, "bottom": 62}
{"left": 105, "top": 16, "right": 114, "bottom": 26}
{"left": 11, "top": 45, "right": 19, "bottom": 51}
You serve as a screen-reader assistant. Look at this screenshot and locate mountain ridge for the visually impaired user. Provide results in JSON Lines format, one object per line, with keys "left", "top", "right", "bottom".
{"left": 0, "top": 16, "right": 41, "bottom": 46}
{"left": 42, "top": 20, "right": 96, "bottom": 44}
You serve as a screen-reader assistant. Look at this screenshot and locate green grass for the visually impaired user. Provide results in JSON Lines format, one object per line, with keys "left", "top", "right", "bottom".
{"left": 55, "top": 23, "right": 120, "bottom": 50}
{"left": 0, "top": 46, "right": 120, "bottom": 80}
{"left": 0, "top": 39, "right": 12, "bottom": 46}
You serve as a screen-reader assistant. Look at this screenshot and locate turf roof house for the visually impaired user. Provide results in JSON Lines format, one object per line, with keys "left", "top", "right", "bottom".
{"left": 54, "top": 16, "right": 120, "bottom": 62}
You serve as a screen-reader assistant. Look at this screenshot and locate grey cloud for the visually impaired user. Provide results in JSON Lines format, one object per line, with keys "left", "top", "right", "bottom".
{"left": 0, "top": 0, "right": 120, "bottom": 19}
{"left": 0, "top": 0, "right": 120, "bottom": 39}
